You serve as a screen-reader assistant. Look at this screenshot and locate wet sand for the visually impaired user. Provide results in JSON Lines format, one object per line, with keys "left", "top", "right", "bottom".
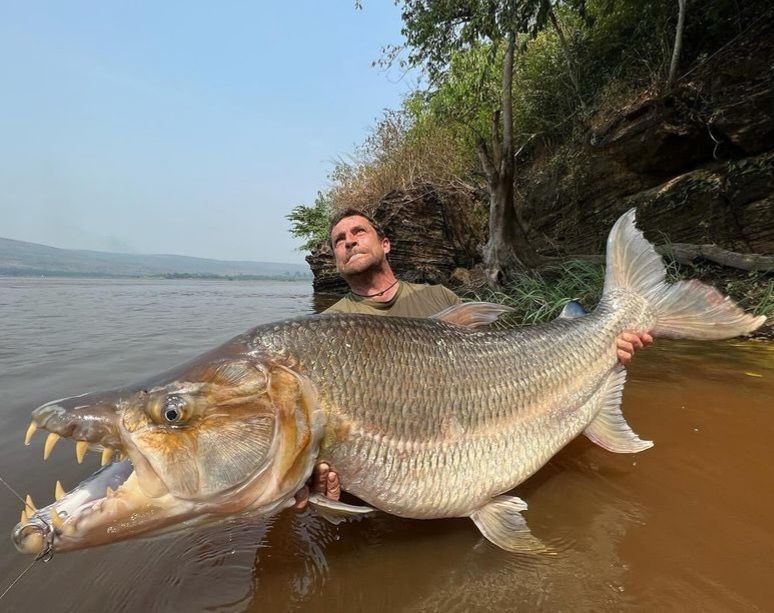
{"left": 1, "top": 278, "right": 772, "bottom": 611}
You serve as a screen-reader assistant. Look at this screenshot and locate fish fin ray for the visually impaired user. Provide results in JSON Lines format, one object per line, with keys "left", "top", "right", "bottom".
{"left": 430, "top": 302, "right": 514, "bottom": 329}
{"left": 584, "top": 366, "right": 653, "bottom": 453}
{"left": 308, "top": 493, "right": 375, "bottom": 525}
{"left": 469, "top": 495, "right": 546, "bottom": 553}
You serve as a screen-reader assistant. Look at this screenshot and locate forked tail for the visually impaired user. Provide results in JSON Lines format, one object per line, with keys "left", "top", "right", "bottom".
{"left": 604, "top": 209, "right": 766, "bottom": 339}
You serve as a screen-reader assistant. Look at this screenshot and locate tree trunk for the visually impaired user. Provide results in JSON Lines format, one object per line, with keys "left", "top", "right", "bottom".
{"left": 548, "top": 9, "right": 585, "bottom": 111}
{"left": 479, "top": 31, "right": 541, "bottom": 285}
{"left": 666, "top": 0, "right": 687, "bottom": 90}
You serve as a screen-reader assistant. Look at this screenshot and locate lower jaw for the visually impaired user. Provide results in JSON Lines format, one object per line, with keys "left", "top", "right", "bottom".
{"left": 13, "top": 460, "right": 146, "bottom": 554}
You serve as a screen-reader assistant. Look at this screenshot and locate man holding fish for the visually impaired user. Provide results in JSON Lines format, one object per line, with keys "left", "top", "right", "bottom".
{"left": 298, "top": 208, "right": 653, "bottom": 508}
{"left": 14, "top": 208, "right": 763, "bottom": 556}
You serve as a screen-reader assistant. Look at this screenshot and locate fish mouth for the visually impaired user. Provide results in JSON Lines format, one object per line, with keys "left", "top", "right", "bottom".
{"left": 12, "top": 392, "right": 185, "bottom": 555}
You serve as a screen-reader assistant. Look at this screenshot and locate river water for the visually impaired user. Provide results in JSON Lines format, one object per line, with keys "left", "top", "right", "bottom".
{"left": 0, "top": 277, "right": 772, "bottom": 612}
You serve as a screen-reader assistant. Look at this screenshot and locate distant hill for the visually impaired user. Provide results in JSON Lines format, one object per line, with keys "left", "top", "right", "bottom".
{"left": 0, "top": 237, "right": 311, "bottom": 279}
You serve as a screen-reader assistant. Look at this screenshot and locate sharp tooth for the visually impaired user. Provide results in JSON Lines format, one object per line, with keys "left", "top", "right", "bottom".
{"left": 50, "top": 511, "right": 63, "bottom": 530}
{"left": 55, "top": 480, "right": 66, "bottom": 501}
{"left": 25, "top": 494, "right": 37, "bottom": 513}
{"left": 44, "top": 433, "right": 60, "bottom": 460}
{"left": 21, "top": 509, "right": 28, "bottom": 523}
{"left": 24, "top": 422, "right": 38, "bottom": 446}
{"left": 101, "top": 448, "right": 114, "bottom": 466}
{"left": 75, "top": 440, "right": 89, "bottom": 464}
{"left": 106, "top": 486, "right": 114, "bottom": 498}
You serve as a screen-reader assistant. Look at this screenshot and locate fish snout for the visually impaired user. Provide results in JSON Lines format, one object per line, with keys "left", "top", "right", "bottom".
{"left": 31, "top": 391, "right": 123, "bottom": 449}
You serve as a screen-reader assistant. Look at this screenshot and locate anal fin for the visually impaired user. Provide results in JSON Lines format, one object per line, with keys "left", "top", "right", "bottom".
{"left": 584, "top": 366, "right": 653, "bottom": 453}
{"left": 307, "top": 493, "right": 376, "bottom": 525}
{"left": 469, "top": 495, "right": 547, "bottom": 553}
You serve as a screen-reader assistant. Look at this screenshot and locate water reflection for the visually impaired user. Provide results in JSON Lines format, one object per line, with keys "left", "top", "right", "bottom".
{"left": 245, "top": 437, "right": 648, "bottom": 613}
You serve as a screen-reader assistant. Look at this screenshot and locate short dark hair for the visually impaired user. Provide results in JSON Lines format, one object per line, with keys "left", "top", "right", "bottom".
{"left": 328, "top": 208, "right": 386, "bottom": 247}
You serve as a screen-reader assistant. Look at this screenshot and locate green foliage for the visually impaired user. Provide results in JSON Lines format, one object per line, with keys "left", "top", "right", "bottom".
{"left": 511, "top": 16, "right": 582, "bottom": 138}
{"left": 408, "top": 0, "right": 767, "bottom": 147}
{"left": 462, "top": 260, "right": 605, "bottom": 325}
{"left": 418, "top": 43, "right": 503, "bottom": 142}
{"left": 286, "top": 192, "right": 332, "bottom": 251}
{"left": 397, "top": 0, "right": 551, "bottom": 80}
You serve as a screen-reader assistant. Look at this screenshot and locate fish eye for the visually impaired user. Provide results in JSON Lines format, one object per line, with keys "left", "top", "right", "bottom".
{"left": 162, "top": 397, "right": 186, "bottom": 424}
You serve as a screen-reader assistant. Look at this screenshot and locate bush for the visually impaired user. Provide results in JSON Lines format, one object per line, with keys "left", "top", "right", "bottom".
{"left": 327, "top": 102, "right": 478, "bottom": 212}
{"left": 286, "top": 191, "right": 333, "bottom": 251}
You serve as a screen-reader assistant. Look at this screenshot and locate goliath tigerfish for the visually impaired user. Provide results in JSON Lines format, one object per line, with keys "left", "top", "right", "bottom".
{"left": 12, "top": 210, "right": 765, "bottom": 556}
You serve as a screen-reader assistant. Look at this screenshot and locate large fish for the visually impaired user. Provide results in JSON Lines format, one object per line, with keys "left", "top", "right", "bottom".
{"left": 12, "top": 210, "right": 765, "bottom": 556}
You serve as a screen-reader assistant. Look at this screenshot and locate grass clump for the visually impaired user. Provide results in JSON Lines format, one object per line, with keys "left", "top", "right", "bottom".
{"left": 461, "top": 260, "right": 605, "bottom": 326}
{"left": 461, "top": 258, "right": 773, "bottom": 332}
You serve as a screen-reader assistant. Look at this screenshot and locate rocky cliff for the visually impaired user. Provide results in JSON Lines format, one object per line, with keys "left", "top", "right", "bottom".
{"left": 521, "top": 15, "right": 774, "bottom": 258}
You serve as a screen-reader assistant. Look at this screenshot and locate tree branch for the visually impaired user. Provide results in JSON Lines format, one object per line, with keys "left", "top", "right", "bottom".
{"left": 548, "top": 9, "right": 585, "bottom": 110}
{"left": 491, "top": 109, "right": 502, "bottom": 172}
{"left": 666, "top": 243, "right": 774, "bottom": 272}
{"left": 500, "top": 30, "right": 515, "bottom": 172}
{"left": 476, "top": 137, "right": 495, "bottom": 182}
{"left": 666, "top": 0, "right": 687, "bottom": 90}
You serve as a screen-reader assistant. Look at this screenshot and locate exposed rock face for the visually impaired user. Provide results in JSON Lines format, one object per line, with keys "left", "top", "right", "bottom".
{"left": 306, "top": 184, "right": 487, "bottom": 294}
{"left": 520, "top": 15, "right": 774, "bottom": 258}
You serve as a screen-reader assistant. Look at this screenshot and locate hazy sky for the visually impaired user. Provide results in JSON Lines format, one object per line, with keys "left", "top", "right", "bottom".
{"left": 0, "top": 2, "right": 419, "bottom": 264}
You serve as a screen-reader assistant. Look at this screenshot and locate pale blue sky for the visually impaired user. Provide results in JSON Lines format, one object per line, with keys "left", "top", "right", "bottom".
{"left": 0, "top": 1, "right": 418, "bottom": 264}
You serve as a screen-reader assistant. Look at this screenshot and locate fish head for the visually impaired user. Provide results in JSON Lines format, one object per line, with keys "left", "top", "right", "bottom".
{"left": 12, "top": 341, "right": 323, "bottom": 555}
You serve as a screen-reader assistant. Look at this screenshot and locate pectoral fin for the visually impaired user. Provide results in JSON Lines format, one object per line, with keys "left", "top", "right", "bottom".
{"left": 584, "top": 366, "right": 653, "bottom": 453}
{"left": 469, "top": 495, "right": 546, "bottom": 553}
{"left": 307, "top": 493, "right": 376, "bottom": 525}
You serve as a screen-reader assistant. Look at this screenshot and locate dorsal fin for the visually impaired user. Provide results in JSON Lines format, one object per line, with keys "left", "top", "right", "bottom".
{"left": 558, "top": 300, "right": 588, "bottom": 320}
{"left": 431, "top": 302, "right": 514, "bottom": 329}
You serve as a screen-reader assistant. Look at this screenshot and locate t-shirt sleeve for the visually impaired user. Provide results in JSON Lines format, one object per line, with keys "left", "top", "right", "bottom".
{"left": 439, "top": 285, "right": 462, "bottom": 307}
{"left": 414, "top": 285, "right": 462, "bottom": 317}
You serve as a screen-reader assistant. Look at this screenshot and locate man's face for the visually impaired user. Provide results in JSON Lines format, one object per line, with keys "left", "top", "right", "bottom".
{"left": 330, "top": 215, "right": 390, "bottom": 277}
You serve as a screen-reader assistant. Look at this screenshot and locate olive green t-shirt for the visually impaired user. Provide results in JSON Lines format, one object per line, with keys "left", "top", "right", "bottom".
{"left": 324, "top": 281, "right": 461, "bottom": 318}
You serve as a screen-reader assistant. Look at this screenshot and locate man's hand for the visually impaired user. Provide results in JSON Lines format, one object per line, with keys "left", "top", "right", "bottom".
{"left": 293, "top": 462, "right": 342, "bottom": 510}
{"left": 616, "top": 331, "right": 653, "bottom": 366}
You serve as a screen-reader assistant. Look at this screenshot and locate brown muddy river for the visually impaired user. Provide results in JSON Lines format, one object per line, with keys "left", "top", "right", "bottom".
{"left": 0, "top": 278, "right": 772, "bottom": 612}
